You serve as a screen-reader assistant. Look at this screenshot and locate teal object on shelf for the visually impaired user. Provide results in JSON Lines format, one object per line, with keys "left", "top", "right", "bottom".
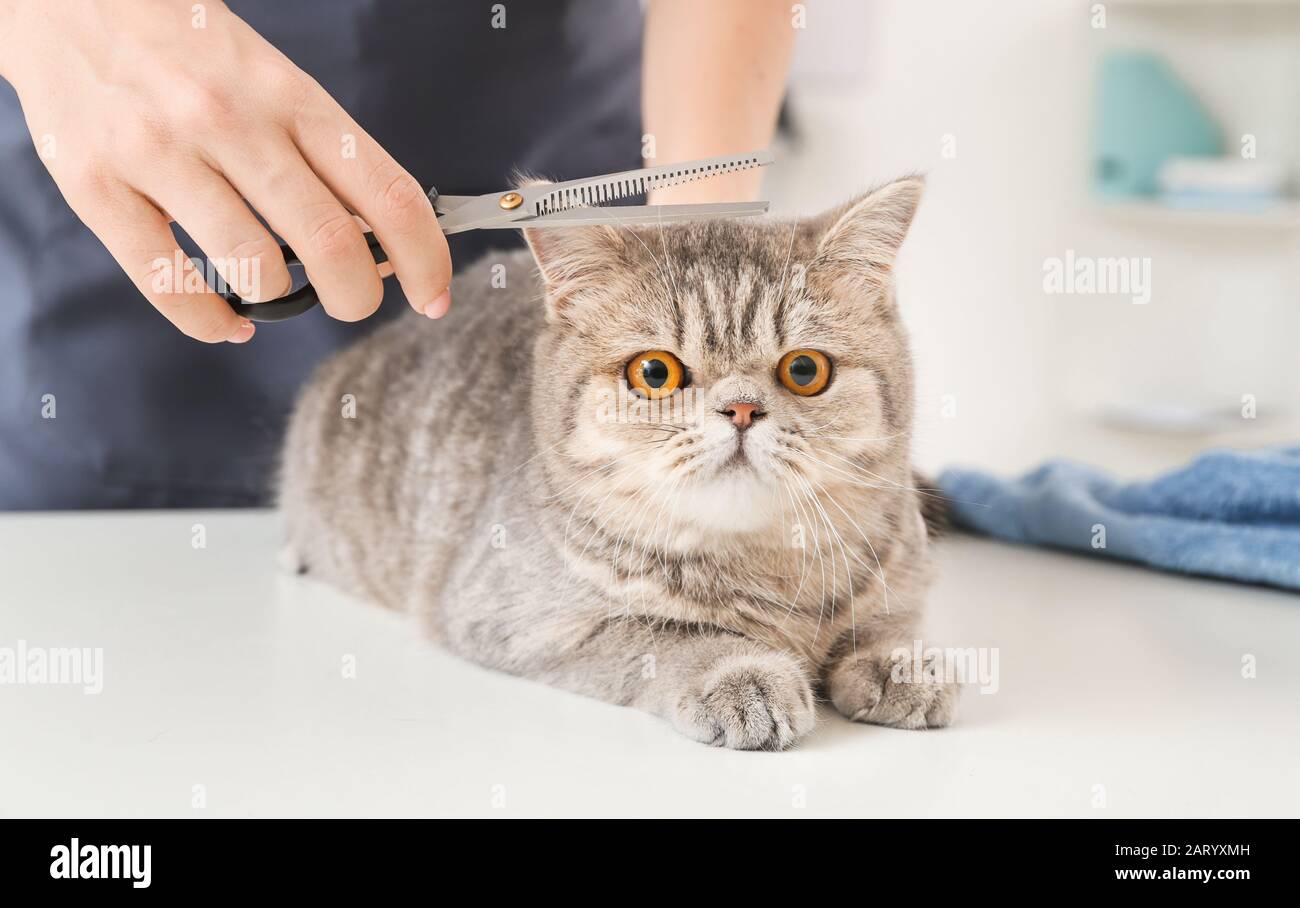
{"left": 1093, "top": 51, "right": 1222, "bottom": 199}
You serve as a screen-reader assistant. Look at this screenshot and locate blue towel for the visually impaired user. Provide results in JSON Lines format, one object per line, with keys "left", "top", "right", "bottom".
{"left": 938, "top": 447, "right": 1300, "bottom": 591}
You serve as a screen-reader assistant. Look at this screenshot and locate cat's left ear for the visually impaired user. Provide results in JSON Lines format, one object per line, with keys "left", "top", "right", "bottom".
{"left": 517, "top": 177, "right": 633, "bottom": 322}
{"left": 810, "top": 175, "right": 924, "bottom": 286}
{"left": 523, "top": 224, "right": 630, "bottom": 323}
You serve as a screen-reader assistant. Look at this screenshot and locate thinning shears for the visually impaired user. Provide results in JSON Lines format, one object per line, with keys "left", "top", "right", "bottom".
{"left": 219, "top": 150, "right": 774, "bottom": 322}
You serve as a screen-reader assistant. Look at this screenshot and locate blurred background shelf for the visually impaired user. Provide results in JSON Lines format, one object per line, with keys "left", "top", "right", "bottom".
{"left": 1111, "top": 0, "right": 1300, "bottom": 8}
{"left": 1094, "top": 199, "right": 1300, "bottom": 229}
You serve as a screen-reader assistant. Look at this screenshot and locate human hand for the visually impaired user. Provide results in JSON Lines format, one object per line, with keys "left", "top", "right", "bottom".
{"left": 0, "top": 0, "right": 452, "bottom": 342}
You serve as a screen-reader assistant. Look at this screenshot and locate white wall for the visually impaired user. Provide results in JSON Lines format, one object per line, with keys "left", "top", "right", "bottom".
{"left": 767, "top": 0, "right": 1300, "bottom": 477}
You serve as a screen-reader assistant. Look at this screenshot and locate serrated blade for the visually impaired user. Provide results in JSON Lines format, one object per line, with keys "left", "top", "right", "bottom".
{"left": 507, "top": 201, "right": 770, "bottom": 229}
{"left": 531, "top": 150, "right": 774, "bottom": 216}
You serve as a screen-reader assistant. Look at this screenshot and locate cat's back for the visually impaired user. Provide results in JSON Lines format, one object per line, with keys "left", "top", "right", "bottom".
{"left": 298, "top": 246, "right": 543, "bottom": 418}
{"left": 279, "top": 248, "right": 543, "bottom": 609}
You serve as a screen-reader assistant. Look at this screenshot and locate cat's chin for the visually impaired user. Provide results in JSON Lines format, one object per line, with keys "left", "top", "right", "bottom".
{"left": 674, "top": 469, "right": 784, "bottom": 535}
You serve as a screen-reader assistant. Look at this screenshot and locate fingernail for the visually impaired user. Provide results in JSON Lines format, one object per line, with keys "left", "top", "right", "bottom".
{"left": 226, "top": 319, "right": 255, "bottom": 344}
{"left": 423, "top": 289, "right": 451, "bottom": 320}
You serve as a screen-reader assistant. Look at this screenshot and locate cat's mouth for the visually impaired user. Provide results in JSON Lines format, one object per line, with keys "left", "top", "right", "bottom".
{"left": 712, "top": 436, "right": 778, "bottom": 481}
{"left": 675, "top": 450, "right": 783, "bottom": 533}
{"left": 720, "top": 445, "right": 751, "bottom": 471}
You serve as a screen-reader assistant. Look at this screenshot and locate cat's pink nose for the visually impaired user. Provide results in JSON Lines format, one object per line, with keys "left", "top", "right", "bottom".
{"left": 721, "top": 402, "right": 763, "bottom": 430}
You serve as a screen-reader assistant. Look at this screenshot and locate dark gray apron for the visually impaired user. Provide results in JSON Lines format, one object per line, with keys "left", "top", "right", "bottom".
{"left": 0, "top": 0, "right": 641, "bottom": 509}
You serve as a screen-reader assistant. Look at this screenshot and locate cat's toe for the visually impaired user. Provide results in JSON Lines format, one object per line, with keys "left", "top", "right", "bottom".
{"left": 673, "top": 650, "right": 816, "bottom": 750}
{"left": 922, "top": 682, "right": 958, "bottom": 728}
{"left": 829, "top": 653, "right": 959, "bottom": 730}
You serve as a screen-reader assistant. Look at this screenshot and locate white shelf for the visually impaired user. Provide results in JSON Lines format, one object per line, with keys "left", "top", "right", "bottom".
{"left": 1110, "top": 0, "right": 1300, "bottom": 7}
{"left": 1094, "top": 200, "right": 1300, "bottom": 229}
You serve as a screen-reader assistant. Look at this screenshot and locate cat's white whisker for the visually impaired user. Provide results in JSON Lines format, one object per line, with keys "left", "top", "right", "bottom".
{"left": 501, "top": 434, "right": 569, "bottom": 481}
{"left": 654, "top": 209, "right": 685, "bottom": 303}
{"left": 811, "top": 447, "right": 952, "bottom": 506}
{"left": 802, "top": 472, "right": 896, "bottom": 622}
{"left": 622, "top": 226, "right": 680, "bottom": 305}
{"left": 774, "top": 476, "right": 814, "bottom": 627}
{"left": 542, "top": 446, "right": 652, "bottom": 503}
{"left": 804, "top": 430, "right": 907, "bottom": 445}
{"left": 791, "top": 470, "right": 849, "bottom": 642}
{"left": 786, "top": 474, "right": 831, "bottom": 638}
{"left": 798, "top": 415, "right": 849, "bottom": 437}
{"left": 790, "top": 448, "right": 902, "bottom": 495}
{"left": 791, "top": 470, "right": 858, "bottom": 652}
{"left": 799, "top": 467, "right": 901, "bottom": 617}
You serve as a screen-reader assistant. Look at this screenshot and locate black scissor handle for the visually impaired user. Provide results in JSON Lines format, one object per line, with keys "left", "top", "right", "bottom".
{"left": 218, "top": 231, "right": 390, "bottom": 323}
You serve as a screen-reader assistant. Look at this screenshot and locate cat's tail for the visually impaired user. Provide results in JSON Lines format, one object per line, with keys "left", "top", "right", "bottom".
{"left": 914, "top": 471, "right": 950, "bottom": 538}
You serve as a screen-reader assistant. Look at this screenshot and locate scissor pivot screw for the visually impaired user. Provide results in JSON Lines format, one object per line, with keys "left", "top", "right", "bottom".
{"left": 498, "top": 192, "right": 523, "bottom": 210}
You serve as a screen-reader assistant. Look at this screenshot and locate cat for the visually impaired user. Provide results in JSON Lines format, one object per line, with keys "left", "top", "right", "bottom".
{"left": 279, "top": 176, "right": 957, "bottom": 750}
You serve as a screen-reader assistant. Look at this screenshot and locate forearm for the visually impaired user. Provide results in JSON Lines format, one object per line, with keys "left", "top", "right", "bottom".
{"left": 642, "top": 0, "right": 795, "bottom": 204}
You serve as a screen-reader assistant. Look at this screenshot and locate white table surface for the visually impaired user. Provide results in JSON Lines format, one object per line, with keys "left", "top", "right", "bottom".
{"left": 1, "top": 509, "right": 1296, "bottom": 818}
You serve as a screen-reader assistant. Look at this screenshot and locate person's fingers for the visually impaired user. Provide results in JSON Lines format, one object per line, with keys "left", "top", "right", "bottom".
{"left": 290, "top": 98, "right": 452, "bottom": 317}
{"left": 352, "top": 215, "right": 396, "bottom": 280}
{"left": 146, "top": 163, "right": 293, "bottom": 303}
{"left": 71, "top": 182, "right": 254, "bottom": 343}
{"left": 221, "top": 139, "right": 383, "bottom": 321}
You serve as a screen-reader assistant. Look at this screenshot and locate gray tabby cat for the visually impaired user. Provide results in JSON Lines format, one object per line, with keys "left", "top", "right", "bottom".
{"left": 280, "top": 176, "right": 957, "bottom": 750}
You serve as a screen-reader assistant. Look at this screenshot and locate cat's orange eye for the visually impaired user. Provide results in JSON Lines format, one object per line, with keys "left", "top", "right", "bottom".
{"left": 626, "top": 350, "right": 687, "bottom": 399}
{"left": 777, "top": 349, "right": 832, "bottom": 396}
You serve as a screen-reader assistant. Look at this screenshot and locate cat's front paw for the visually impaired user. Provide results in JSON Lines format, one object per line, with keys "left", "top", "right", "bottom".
{"left": 827, "top": 650, "right": 958, "bottom": 730}
{"left": 671, "top": 650, "right": 816, "bottom": 751}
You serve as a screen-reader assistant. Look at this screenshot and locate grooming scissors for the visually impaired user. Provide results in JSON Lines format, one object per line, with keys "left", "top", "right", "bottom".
{"left": 218, "top": 150, "right": 774, "bottom": 322}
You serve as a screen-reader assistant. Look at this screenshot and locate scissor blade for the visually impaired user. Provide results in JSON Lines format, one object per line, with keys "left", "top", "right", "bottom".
{"left": 434, "top": 150, "right": 775, "bottom": 234}
{"left": 530, "top": 150, "right": 774, "bottom": 217}
{"left": 504, "top": 201, "right": 770, "bottom": 229}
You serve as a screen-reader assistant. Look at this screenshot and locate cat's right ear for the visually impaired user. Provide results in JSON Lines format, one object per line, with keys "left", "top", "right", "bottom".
{"left": 523, "top": 225, "right": 630, "bottom": 323}
{"left": 807, "top": 176, "right": 925, "bottom": 292}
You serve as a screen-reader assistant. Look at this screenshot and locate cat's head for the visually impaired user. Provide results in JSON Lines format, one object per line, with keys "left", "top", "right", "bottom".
{"left": 524, "top": 177, "right": 922, "bottom": 543}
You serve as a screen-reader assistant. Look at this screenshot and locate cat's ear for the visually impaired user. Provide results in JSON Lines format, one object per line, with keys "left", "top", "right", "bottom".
{"left": 810, "top": 175, "right": 924, "bottom": 287}
{"left": 523, "top": 222, "right": 628, "bottom": 305}
{"left": 523, "top": 225, "right": 630, "bottom": 322}
{"left": 517, "top": 177, "right": 631, "bottom": 322}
